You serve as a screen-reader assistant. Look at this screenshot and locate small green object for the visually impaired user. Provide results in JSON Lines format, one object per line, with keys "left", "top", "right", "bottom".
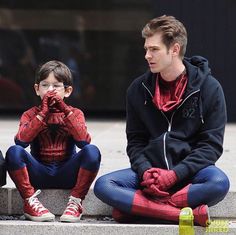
{"left": 179, "top": 207, "right": 195, "bottom": 235}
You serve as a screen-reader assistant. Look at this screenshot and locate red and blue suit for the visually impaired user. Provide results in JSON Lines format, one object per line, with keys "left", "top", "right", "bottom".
{"left": 6, "top": 106, "right": 101, "bottom": 200}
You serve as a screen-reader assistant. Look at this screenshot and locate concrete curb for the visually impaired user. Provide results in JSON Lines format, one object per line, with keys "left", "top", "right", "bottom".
{"left": 0, "top": 219, "right": 236, "bottom": 235}
{"left": 0, "top": 188, "right": 112, "bottom": 216}
{"left": 0, "top": 188, "right": 235, "bottom": 218}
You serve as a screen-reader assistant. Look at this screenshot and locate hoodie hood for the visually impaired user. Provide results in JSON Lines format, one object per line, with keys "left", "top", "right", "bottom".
{"left": 183, "top": 56, "right": 211, "bottom": 96}
{"left": 142, "top": 55, "right": 212, "bottom": 99}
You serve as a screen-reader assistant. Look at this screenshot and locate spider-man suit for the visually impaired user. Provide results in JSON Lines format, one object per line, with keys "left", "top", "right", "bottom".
{"left": 6, "top": 106, "right": 101, "bottom": 199}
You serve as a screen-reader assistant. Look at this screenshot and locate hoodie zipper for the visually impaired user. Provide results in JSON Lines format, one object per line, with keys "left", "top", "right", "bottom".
{"left": 142, "top": 82, "right": 153, "bottom": 99}
{"left": 142, "top": 82, "right": 201, "bottom": 169}
{"left": 161, "top": 111, "right": 175, "bottom": 169}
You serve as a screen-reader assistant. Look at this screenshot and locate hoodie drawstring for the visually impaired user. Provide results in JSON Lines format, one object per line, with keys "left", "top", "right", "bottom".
{"left": 199, "top": 94, "right": 204, "bottom": 124}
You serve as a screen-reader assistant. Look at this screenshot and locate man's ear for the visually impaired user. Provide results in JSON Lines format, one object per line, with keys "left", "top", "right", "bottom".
{"left": 64, "top": 86, "right": 73, "bottom": 98}
{"left": 171, "top": 43, "right": 181, "bottom": 57}
{"left": 34, "top": 84, "right": 40, "bottom": 96}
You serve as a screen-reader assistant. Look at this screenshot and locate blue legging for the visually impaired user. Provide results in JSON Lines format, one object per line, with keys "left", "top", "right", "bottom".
{"left": 6, "top": 144, "right": 101, "bottom": 189}
{"left": 94, "top": 166, "right": 230, "bottom": 213}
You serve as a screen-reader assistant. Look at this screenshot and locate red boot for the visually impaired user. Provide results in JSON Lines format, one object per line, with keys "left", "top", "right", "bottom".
{"left": 193, "top": 205, "right": 210, "bottom": 227}
{"left": 112, "top": 208, "right": 141, "bottom": 223}
{"left": 8, "top": 166, "right": 35, "bottom": 199}
{"left": 70, "top": 168, "right": 98, "bottom": 200}
{"left": 131, "top": 190, "right": 209, "bottom": 227}
{"left": 9, "top": 166, "right": 54, "bottom": 221}
{"left": 168, "top": 184, "right": 191, "bottom": 208}
{"left": 60, "top": 168, "right": 98, "bottom": 222}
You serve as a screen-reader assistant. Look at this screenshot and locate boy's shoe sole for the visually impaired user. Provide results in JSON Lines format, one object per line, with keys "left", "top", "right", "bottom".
{"left": 24, "top": 212, "right": 55, "bottom": 222}
{"left": 60, "top": 214, "right": 82, "bottom": 223}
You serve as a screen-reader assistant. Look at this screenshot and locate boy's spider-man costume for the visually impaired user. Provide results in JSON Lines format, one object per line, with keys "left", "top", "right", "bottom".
{"left": 6, "top": 106, "right": 100, "bottom": 201}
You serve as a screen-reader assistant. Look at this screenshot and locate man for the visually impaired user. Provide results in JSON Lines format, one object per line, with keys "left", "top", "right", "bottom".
{"left": 94, "top": 15, "right": 229, "bottom": 226}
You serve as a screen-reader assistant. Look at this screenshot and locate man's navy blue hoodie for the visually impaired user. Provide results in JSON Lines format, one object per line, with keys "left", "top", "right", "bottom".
{"left": 126, "top": 56, "right": 227, "bottom": 181}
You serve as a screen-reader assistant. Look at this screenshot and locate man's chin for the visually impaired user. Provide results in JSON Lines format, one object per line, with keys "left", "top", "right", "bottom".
{"left": 150, "top": 68, "right": 159, "bottom": 73}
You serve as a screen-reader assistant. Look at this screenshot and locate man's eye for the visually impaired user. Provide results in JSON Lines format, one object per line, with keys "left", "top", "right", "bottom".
{"left": 41, "top": 84, "right": 49, "bottom": 88}
{"left": 151, "top": 48, "right": 158, "bottom": 51}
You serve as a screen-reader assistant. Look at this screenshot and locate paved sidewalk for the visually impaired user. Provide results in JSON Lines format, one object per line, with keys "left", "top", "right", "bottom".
{"left": 1, "top": 118, "right": 236, "bottom": 235}
{"left": 0, "top": 118, "right": 236, "bottom": 190}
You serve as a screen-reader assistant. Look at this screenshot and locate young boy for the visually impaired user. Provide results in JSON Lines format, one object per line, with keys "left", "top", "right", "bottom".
{"left": 6, "top": 60, "right": 101, "bottom": 222}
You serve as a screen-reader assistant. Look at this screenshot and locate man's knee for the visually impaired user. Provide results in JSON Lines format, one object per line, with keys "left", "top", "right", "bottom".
{"left": 94, "top": 175, "right": 110, "bottom": 200}
{"left": 94, "top": 173, "right": 135, "bottom": 212}
{"left": 213, "top": 174, "right": 230, "bottom": 196}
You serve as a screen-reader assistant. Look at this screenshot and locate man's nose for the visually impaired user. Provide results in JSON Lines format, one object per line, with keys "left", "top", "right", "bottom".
{"left": 145, "top": 50, "right": 151, "bottom": 60}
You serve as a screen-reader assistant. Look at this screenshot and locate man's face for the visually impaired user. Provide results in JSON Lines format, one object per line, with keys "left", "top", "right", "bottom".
{"left": 144, "top": 32, "right": 174, "bottom": 74}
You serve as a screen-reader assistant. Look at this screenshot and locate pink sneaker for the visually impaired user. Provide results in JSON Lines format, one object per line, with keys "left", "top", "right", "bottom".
{"left": 24, "top": 190, "right": 55, "bottom": 222}
{"left": 60, "top": 196, "right": 83, "bottom": 222}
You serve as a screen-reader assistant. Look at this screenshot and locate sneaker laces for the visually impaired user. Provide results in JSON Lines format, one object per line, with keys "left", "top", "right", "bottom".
{"left": 64, "top": 196, "right": 82, "bottom": 214}
{"left": 26, "top": 190, "right": 47, "bottom": 213}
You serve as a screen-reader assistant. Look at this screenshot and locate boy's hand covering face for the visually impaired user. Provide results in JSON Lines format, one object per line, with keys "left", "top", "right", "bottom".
{"left": 39, "top": 91, "right": 56, "bottom": 118}
{"left": 50, "top": 95, "right": 71, "bottom": 116}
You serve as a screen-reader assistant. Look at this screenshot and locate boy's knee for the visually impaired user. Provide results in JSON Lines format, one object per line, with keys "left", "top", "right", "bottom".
{"left": 5, "top": 145, "right": 26, "bottom": 169}
{"left": 81, "top": 144, "right": 101, "bottom": 167}
{"left": 83, "top": 144, "right": 100, "bottom": 156}
{"left": 6, "top": 145, "right": 24, "bottom": 161}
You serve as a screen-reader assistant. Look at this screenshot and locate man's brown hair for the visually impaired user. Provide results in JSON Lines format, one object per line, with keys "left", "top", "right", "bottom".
{"left": 142, "top": 15, "right": 187, "bottom": 58}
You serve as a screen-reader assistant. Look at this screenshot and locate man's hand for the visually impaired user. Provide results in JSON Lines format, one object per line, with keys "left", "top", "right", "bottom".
{"left": 141, "top": 168, "right": 169, "bottom": 197}
{"left": 142, "top": 182, "right": 170, "bottom": 197}
{"left": 141, "top": 168, "right": 178, "bottom": 197}
{"left": 154, "top": 168, "right": 178, "bottom": 192}
{"left": 142, "top": 168, "right": 160, "bottom": 185}
{"left": 51, "top": 95, "right": 72, "bottom": 116}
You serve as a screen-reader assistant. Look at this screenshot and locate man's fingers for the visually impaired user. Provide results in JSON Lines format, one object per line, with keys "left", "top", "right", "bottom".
{"left": 150, "top": 184, "right": 169, "bottom": 197}
{"left": 141, "top": 178, "right": 155, "bottom": 187}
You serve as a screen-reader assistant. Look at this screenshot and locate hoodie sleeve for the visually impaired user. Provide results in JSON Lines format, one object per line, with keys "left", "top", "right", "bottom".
{"left": 126, "top": 86, "right": 152, "bottom": 179}
{"left": 173, "top": 78, "right": 227, "bottom": 181}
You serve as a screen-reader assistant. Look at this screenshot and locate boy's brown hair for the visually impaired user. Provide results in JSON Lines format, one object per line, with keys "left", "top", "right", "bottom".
{"left": 35, "top": 60, "right": 73, "bottom": 86}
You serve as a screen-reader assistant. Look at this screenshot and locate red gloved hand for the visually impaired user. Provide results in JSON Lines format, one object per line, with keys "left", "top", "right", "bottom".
{"left": 142, "top": 168, "right": 159, "bottom": 186}
{"left": 38, "top": 91, "right": 56, "bottom": 119}
{"left": 154, "top": 169, "right": 178, "bottom": 191}
{"left": 51, "top": 95, "right": 72, "bottom": 116}
{"left": 141, "top": 168, "right": 169, "bottom": 197}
